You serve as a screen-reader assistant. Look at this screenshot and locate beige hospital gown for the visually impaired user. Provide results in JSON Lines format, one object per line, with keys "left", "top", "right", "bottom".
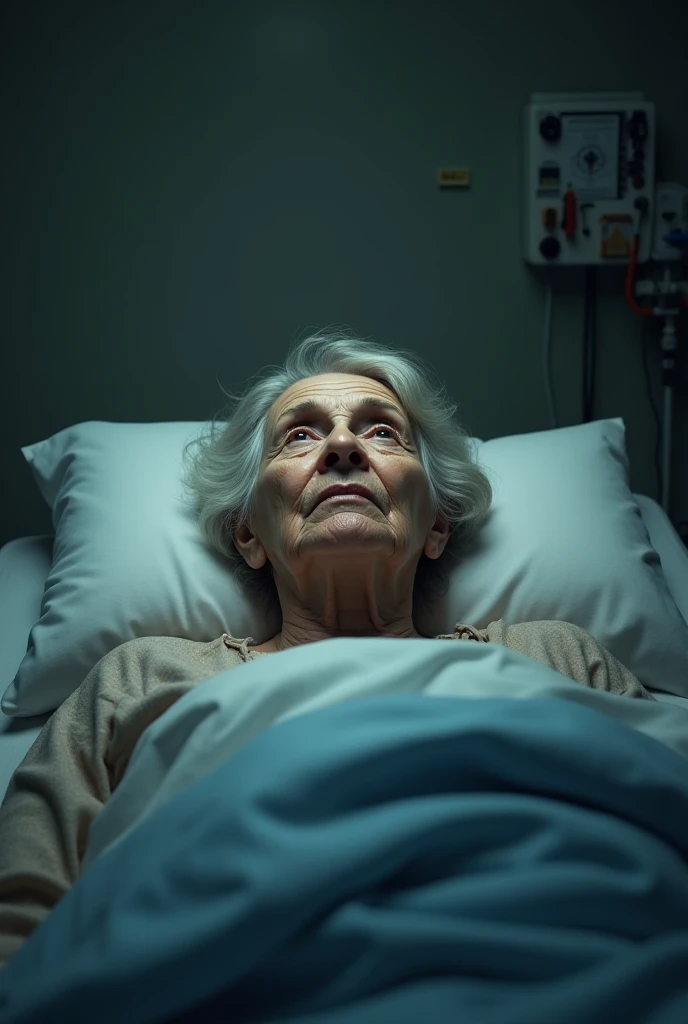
{"left": 0, "top": 619, "right": 653, "bottom": 969}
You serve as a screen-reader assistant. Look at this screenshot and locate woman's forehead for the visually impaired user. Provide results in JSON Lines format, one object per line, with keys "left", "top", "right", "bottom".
{"left": 270, "top": 374, "right": 403, "bottom": 419}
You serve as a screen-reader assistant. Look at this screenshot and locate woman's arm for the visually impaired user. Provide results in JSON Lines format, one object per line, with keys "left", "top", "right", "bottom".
{"left": 0, "top": 668, "right": 115, "bottom": 969}
{"left": 0, "top": 633, "right": 233, "bottom": 971}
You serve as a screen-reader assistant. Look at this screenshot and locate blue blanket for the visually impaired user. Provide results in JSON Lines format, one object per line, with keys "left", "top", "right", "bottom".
{"left": 1, "top": 694, "right": 688, "bottom": 1023}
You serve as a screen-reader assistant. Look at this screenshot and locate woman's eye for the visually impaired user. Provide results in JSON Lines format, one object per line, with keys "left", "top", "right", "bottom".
{"left": 285, "top": 425, "right": 398, "bottom": 444}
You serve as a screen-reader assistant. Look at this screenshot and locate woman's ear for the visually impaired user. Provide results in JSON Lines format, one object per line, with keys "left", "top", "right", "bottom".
{"left": 232, "top": 522, "right": 269, "bottom": 570}
{"left": 424, "top": 515, "right": 451, "bottom": 561}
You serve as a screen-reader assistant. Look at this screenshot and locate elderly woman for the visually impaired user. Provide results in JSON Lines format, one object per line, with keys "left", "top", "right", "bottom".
{"left": 0, "top": 329, "right": 653, "bottom": 970}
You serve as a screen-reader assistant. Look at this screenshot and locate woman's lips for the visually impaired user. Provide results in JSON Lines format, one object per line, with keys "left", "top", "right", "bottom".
{"left": 318, "top": 494, "right": 373, "bottom": 505}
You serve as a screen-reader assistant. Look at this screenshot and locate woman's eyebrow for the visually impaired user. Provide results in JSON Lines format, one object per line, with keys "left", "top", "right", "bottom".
{"left": 275, "top": 397, "right": 406, "bottom": 432}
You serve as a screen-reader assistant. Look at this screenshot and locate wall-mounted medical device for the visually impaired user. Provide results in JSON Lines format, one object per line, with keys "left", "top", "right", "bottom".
{"left": 522, "top": 92, "right": 655, "bottom": 266}
{"left": 521, "top": 91, "right": 688, "bottom": 521}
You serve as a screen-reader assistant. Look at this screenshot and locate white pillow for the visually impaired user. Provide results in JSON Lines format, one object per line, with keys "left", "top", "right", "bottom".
{"left": 3, "top": 417, "right": 688, "bottom": 717}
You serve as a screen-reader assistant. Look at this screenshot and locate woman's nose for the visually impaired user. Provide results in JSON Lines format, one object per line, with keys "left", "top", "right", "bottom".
{"left": 321, "top": 430, "right": 367, "bottom": 466}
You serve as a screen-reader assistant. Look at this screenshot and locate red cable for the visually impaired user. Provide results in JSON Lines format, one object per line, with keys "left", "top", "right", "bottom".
{"left": 625, "top": 235, "right": 653, "bottom": 317}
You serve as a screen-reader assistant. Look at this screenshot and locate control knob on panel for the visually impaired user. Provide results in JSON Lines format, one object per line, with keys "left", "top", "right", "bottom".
{"left": 539, "top": 115, "right": 561, "bottom": 142}
{"left": 539, "top": 237, "right": 561, "bottom": 260}
{"left": 628, "top": 110, "right": 648, "bottom": 143}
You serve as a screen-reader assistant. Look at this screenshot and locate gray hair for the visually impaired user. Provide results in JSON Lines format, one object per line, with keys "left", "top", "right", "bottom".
{"left": 181, "top": 327, "right": 492, "bottom": 633}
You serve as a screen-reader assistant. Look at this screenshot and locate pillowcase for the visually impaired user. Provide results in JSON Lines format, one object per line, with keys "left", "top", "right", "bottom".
{"left": 3, "top": 416, "right": 688, "bottom": 717}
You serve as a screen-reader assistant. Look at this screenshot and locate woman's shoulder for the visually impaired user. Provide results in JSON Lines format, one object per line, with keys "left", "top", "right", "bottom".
{"left": 434, "top": 624, "right": 490, "bottom": 642}
{"left": 434, "top": 619, "right": 589, "bottom": 646}
{"left": 105, "top": 632, "right": 230, "bottom": 660}
{"left": 91, "top": 633, "right": 242, "bottom": 686}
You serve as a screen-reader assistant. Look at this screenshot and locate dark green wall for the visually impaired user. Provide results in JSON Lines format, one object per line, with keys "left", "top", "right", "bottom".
{"left": 2, "top": 0, "right": 687, "bottom": 547}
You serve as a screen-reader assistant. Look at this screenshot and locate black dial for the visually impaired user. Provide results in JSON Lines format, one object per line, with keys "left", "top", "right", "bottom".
{"left": 540, "top": 115, "right": 561, "bottom": 142}
{"left": 539, "top": 237, "right": 561, "bottom": 260}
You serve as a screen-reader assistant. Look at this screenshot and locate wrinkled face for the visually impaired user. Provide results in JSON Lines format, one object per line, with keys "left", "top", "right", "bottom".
{"left": 238, "top": 373, "right": 448, "bottom": 572}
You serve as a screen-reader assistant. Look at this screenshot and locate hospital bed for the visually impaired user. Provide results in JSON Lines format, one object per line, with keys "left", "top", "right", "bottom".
{"left": 2, "top": 489, "right": 688, "bottom": 1023}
